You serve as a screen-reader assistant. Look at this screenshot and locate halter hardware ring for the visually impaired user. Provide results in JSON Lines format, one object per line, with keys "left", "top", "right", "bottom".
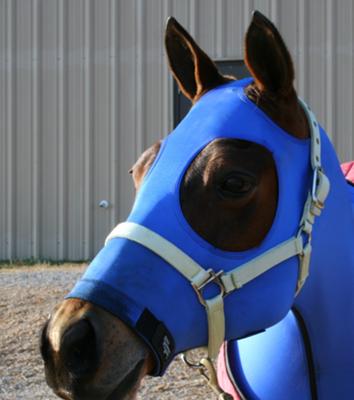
{"left": 297, "top": 220, "right": 313, "bottom": 243}
{"left": 180, "top": 353, "right": 204, "bottom": 369}
{"left": 180, "top": 353, "right": 233, "bottom": 400}
{"left": 192, "top": 269, "right": 226, "bottom": 306}
{"left": 312, "top": 167, "right": 325, "bottom": 209}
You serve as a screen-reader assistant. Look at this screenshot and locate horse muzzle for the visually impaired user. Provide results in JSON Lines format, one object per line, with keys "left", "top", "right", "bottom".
{"left": 40, "top": 299, "right": 152, "bottom": 400}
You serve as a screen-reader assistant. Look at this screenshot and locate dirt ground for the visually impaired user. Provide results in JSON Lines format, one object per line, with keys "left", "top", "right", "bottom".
{"left": 0, "top": 264, "right": 217, "bottom": 399}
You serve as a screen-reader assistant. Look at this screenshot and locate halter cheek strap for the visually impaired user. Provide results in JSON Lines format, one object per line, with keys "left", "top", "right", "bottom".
{"left": 105, "top": 99, "right": 330, "bottom": 362}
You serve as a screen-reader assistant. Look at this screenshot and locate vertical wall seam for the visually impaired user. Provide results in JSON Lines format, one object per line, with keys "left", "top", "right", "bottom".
{"left": 109, "top": 0, "right": 118, "bottom": 225}
{"left": 157, "top": 1, "right": 163, "bottom": 143}
{"left": 6, "top": 0, "right": 16, "bottom": 260}
{"left": 0, "top": 3, "right": 5, "bottom": 256}
{"left": 31, "top": 0, "right": 40, "bottom": 259}
{"left": 214, "top": 1, "right": 218, "bottom": 58}
{"left": 325, "top": 0, "right": 335, "bottom": 146}
{"left": 293, "top": 0, "right": 299, "bottom": 83}
{"left": 57, "top": 0, "right": 68, "bottom": 259}
{"left": 163, "top": 0, "right": 173, "bottom": 135}
{"left": 56, "top": 0, "right": 61, "bottom": 259}
{"left": 188, "top": 0, "right": 197, "bottom": 39}
{"left": 215, "top": 0, "right": 224, "bottom": 58}
{"left": 134, "top": 0, "right": 145, "bottom": 158}
{"left": 84, "top": 0, "right": 94, "bottom": 259}
{"left": 243, "top": 0, "right": 254, "bottom": 29}
{"left": 116, "top": 0, "right": 123, "bottom": 222}
{"left": 347, "top": 0, "right": 354, "bottom": 160}
{"left": 270, "top": 0, "right": 279, "bottom": 25}
{"left": 352, "top": 0, "right": 354, "bottom": 160}
{"left": 297, "top": 0, "right": 308, "bottom": 100}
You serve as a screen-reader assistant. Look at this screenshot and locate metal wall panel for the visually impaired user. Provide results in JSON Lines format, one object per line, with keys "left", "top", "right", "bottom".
{"left": 0, "top": 0, "right": 353, "bottom": 260}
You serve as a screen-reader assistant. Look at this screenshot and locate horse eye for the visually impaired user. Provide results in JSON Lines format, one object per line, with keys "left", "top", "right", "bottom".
{"left": 218, "top": 175, "right": 254, "bottom": 197}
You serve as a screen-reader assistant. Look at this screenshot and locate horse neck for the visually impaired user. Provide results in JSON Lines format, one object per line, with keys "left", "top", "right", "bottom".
{"left": 294, "top": 137, "right": 354, "bottom": 390}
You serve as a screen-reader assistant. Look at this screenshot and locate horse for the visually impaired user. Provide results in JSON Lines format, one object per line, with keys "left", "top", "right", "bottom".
{"left": 40, "top": 11, "right": 354, "bottom": 400}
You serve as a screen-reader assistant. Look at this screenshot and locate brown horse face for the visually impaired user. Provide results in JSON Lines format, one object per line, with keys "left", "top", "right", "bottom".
{"left": 41, "top": 12, "right": 309, "bottom": 400}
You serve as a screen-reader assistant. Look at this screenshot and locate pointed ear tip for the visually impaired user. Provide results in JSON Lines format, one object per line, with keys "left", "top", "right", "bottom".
{"left": 252, "top": 10, "right": 261, "bottom": 18}
{"left": 251, "top": 10, "right": 272, "bottom": 26}
{"left": 165, "top": 16, "right": 178, "bottom": 31}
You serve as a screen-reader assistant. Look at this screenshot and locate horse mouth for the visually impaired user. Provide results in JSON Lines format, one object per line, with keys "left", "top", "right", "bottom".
{"left": 106, "top": 359, "right": 145, "bottom": 400}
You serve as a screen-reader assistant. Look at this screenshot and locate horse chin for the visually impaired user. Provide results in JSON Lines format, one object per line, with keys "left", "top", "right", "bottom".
{"left": 106, "top": 359, "right": 146, "bottom": 400}
{"left": 50, "top": 359, "right": 147, "bottom": 400}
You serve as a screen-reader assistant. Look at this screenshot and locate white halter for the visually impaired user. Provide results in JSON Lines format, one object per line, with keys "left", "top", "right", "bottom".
{"left": 105, "top": 99, "right": 330, "bottom": 361}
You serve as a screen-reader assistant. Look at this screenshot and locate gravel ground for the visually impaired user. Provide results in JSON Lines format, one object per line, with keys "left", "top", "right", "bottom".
{"left": 0, "top": 264, "right": 216, "bottom": 399}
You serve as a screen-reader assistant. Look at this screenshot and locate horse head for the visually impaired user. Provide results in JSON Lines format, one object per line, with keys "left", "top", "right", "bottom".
{"left": 41, "top": 11, "right": 323, "bottom": 400}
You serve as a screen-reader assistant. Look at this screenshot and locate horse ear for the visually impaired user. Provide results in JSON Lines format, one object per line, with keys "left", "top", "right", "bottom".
{"left": 245, "top": 11, "right": 294, "bottom": 96}
{"left": 165, "top": 17, "right": 228, "bottom": 102}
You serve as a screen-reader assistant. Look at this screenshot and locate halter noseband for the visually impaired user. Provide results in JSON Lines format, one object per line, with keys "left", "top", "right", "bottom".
{"left": 105, "top": 98, "right": 330, "bottom": 361}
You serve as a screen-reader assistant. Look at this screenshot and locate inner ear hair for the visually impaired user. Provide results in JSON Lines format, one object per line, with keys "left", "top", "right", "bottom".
{"left": 244, "top": 11, "right": 294, "bottom": 97}
{"left": 165, "top": 17, "right": 231, "bottom": 102}
{"left": 244, "top": 12, "right": 309, "bottom": 139}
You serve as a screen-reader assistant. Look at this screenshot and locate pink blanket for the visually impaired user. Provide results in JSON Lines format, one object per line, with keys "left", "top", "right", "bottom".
{"left": 341, "top": 161, "right": 354, "bottom": 184}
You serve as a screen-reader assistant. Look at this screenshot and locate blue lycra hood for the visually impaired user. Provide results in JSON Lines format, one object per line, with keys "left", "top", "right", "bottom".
{"left": 67, "top": 78, "right": 312, "bottom": 375}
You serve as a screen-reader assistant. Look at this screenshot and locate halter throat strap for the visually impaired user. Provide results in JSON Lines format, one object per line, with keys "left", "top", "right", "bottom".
{"left": 105, "top": 98, "right": 330, "bottom": 363}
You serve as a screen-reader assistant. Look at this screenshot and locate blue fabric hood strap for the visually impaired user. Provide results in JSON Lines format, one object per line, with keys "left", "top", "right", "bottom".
{"left": 104, "top": 98, "right": 330, "bottom": 365}
{"left": 135, "top": 308, "right": 175, "bottom": 369}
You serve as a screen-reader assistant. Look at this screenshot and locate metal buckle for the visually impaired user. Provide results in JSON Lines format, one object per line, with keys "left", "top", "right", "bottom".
{"left": 192, "top": 269, "right": 225, "bottom": 306}
{"left": 312, "top": 167, "right": 324, "bottom": 209}
{"left": 298, "top": 218, "right": 313, "bottom": 238}
{"left": 297, "top": 221, "right": 312, "bottom": 247}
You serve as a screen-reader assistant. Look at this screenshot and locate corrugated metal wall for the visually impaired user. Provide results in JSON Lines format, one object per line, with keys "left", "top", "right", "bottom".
{"left": 0, "top": 0, "right": 353, "bottom": 261}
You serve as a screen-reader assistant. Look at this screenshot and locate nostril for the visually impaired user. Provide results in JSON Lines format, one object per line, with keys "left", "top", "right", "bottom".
{"left": 61, "top": 319, "right": 98, "bottom": 378}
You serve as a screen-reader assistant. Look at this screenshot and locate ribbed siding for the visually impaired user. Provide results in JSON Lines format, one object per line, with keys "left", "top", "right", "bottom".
{"left": 0, "top": 0, "right": 353, "bottom": 260}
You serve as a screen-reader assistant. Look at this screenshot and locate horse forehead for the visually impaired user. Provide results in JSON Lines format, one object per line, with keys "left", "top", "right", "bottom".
{"left": 170, "top": 78, "right": 286, "bottom": 156}
{"left": 140, "top": 78, "right": 310, "bottom": 200}
{"left": 203, "top": 139, "right": 272, "bottom": 163}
